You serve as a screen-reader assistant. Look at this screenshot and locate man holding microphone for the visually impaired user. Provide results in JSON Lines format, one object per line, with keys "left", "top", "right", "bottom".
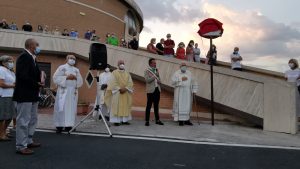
{"left": 144, "top": 58, "right": 164, "bottom": 126}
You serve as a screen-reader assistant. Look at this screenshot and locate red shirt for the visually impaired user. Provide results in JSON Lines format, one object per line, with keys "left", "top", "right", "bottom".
{"left": 176, "top": 48, "right": 186, "bottom": 59}
{"left": 164, "top": 39, "right": 175, "bottom": 55}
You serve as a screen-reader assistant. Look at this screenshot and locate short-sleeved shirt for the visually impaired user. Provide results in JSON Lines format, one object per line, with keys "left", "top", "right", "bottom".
{"left": 285, "top": 69, "right": 300, "bottom": 86}
{"left": 231, "top": 53, "right": 242, "bottom": 69}
{"left": 0, "top": 66, "right": 16, "bottom": 97}
{"left": 164, "top": 39, "right": 175, "bottom": 55}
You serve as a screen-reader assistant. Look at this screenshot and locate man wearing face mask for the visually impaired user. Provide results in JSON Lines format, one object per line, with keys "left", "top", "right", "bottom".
{"left": 144, "top": 58, "right": 164, "bottom": 126}
{"left": 231, "top": 47, "right": 243, "bottom": 71}
{"left": 53, "top": 55, "right": 83, "bottom": 134}
{"left": 93, "top": 66, "right": 112, "bottom": 120}
{"left": 13, "top": 38, "right": 42, "bottom": 155}
{"left": 164, "top": 33, "right": 175, "bottom": 58}
{"left": 104, "top": 60, "right": 133, "bottom": 126}
{"left": 171, "top": 63, "right": 198, "bottom": 126}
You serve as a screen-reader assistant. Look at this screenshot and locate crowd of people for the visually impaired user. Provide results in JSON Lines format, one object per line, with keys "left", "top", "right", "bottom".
{"left": 1, "top": 19, "right": 243, "bottom": 70}
{"left": 146, "top": 33, "right": 244, "bottom": 71}
{"left": 0, "top": 19, "right": 140, "bottom": 50}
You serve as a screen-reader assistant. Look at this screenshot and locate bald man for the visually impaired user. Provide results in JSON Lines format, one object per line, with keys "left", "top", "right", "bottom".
{"left": 53, "top": 55, "right": 83, "bottom": 133}
{"left": 104, "top": 60, "right": 133, "bottom": 126}
{"left": 13, "top": 38, "right": 42, "bottom": 155}
{"left": 171, "top": 63, "right": 198, "bottom": 126}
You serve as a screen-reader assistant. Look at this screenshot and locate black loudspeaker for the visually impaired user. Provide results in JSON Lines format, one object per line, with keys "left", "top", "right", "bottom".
{"left": 89, "top": 43, "right": 107, "bottom": 70}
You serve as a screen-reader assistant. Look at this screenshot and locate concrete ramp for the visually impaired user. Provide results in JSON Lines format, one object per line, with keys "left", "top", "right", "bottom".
{"left": 0, "top": 29, "right": 298, "bottom": 134}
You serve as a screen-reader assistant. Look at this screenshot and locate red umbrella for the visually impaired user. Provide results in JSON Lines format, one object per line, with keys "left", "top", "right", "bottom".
{"left": 198, "top": 18, "right": 224, "bottom": 39}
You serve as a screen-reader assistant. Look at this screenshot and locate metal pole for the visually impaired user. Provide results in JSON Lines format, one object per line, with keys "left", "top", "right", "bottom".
{"left": 210, "top": 38, "right": 215, "bottom": 126}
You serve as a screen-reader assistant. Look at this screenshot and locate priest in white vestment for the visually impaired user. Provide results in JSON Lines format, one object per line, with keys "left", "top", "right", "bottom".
{"left": 93, "top": 67, "right": 112, "bottom": 120}
{"left": 104, "top": 60, "right": 133, "bottom": 126}
{"left": 53, "top": 55, "right": 83, "bottom": 133}
{"left": 171, "top": 62, "right": 198, "bottom": 126}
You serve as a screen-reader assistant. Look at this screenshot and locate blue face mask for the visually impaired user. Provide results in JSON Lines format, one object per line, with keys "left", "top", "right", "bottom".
{"left": 34, "top": 47, "right": 41, "bottom": 55}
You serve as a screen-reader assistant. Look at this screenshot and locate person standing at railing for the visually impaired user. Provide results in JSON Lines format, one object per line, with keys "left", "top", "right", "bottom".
{"left": 108, "top": 33, "right": 119, "bottom": 46}
{"left": 84, "top": 30, "right": 92, "bottom": 40}
{"left": 62, "top": 29, "right": 69, "bottom": 36}
{"left": 193, "top": 43, "right": 201, "bottom": 63}
{"left": 9, "top": 22, "right": 18, "bottom": 30}
{"left": 0, "top": 19, "right": 9, "bottom": 29}
{"left": 22, "top": 21, "right": 32, "bottom": 32}
{"left": 0, "top": 55, "right": 16, "bottom": 141}
{"left": 206, "top": 44, "right": 217, "bottom": 66}
{"left": 164, "top": 33, "right": 175, "bottom": 58}
{"left": 231, "top": 47, "right": 243, "bottom": 71}
{"left": 69, "top": 28, "right": 78, "bottom": 38}
{"left": 156, "top": 38, "right": 164, "bottom": 55}
{"left": 176, "top": 42, "right": 186, "bottom": 60}
{"left": 147, "top": 38, "right": 158, "bottom": 54}
{"left": 53, "top": 55, "right": 83, "bottom": 134}
{"left": 285, "top": 59, "right": 300, "bottom": 94}
{"left": 186, "top": 40, "right": 195, "bottom": 62}
{"left": 128, "top": 36, "right": 139, "bottom": 50}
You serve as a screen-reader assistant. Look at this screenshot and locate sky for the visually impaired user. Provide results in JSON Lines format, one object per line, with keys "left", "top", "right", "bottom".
{"left": 135, "top": 0, "right": 300, "bottom": 72}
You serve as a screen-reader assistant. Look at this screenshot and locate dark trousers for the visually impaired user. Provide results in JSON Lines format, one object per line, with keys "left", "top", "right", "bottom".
{"left": 298, "top": 86, "right": 300, "bottom": 95}
{"left": 145, "top": 88, "right": 160, "bottom": 122}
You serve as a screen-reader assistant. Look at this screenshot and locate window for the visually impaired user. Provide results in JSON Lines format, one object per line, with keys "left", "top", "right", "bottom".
{"left": 125, "top": 11, "right": 137, "bottom": 36}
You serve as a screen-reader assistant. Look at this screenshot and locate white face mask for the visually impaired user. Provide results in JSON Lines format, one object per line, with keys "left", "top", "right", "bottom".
{"left": 289, "top": 63, "right": 295, "bottom": 69}
{"left": 181, "top": 66, "right": 187, "bottom": 73}
{"left": 68, "top": 59, "right": 76, "bottom": 66}
{"left": 105, "top": 68, "right": 110, "bottom": 72}
{"left": 119, "top": 64, "right": 125, "bottom": 70}
{"left": 7, "top": 62, "right": 14, "bottom": 69}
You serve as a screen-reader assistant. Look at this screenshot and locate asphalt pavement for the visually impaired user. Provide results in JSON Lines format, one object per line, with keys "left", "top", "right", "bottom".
{"left": 0, "top": 131, "right": 299, "bottom": 169}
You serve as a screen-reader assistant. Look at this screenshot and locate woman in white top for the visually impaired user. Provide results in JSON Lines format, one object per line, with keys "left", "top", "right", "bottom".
{"left": 0, "top": 55, "right": 16, "bottom": 141}
{"left": 285, "top": 59, "right": 300, "bottom": 94}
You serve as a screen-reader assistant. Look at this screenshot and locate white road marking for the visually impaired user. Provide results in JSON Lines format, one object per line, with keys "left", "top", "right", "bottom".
{"left": 34, "top": 128, "right": 300, "bottom": 151}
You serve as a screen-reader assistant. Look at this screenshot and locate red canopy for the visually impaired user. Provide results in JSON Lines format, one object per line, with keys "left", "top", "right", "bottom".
{"left": 198, "top": 18, "right": 224, "bottom": 39}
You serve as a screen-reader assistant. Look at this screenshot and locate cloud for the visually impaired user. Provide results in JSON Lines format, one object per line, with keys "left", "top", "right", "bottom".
{"left": 142, "top": 26, "right": 152, "bottom": 33}
{"left": 136, "top": 1, "right": 300, "bottom": 71}
{"left": 135, "top": 0, "right": 204, "bottom": 22}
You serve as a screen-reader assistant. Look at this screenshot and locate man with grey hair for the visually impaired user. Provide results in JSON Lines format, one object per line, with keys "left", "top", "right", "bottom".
{"left": 104, "top": 60, "right": 133, "bottom": 126}
{"left": 13, "top": 38, "right": 43, "bottom": 155}
{"left": 53, "top": 55, "right": 83, "bottom": 133}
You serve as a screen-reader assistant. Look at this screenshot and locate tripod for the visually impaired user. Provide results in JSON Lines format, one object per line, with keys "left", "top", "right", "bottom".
{"left": 69, "top": 72, "right": 112, "bottom": 137}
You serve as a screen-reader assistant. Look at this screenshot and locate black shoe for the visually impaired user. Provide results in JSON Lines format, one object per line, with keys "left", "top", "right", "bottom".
{"left": 156, "top": 120, "right": 164, "bottom": 125}
{"left": 56, "top": 127, "right": 63, "bottom": 134}
{"left": 122, "top": 122, "right": 130, "bottom": 125}
{"left": 179, "top": 121, "right": 184, "bottom": 126}
{"left": 145, "top": 121, "right": 150, "bottom": 126}
{"left": 65, "top": 127, "right": 73, "bottom": 132}
{"left": 99, "top": 116, "right": 110, "bottom": 121}
{"left": 114, "top": 123, "right": 121, "bottom": 126}
{"left": 184, "top": 120, "right": 193, "bottom": 126}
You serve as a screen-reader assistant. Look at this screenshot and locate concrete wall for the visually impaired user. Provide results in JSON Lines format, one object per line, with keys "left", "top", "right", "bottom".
{"left": 0, "top": 29, "right": 298, "bottom": 134}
